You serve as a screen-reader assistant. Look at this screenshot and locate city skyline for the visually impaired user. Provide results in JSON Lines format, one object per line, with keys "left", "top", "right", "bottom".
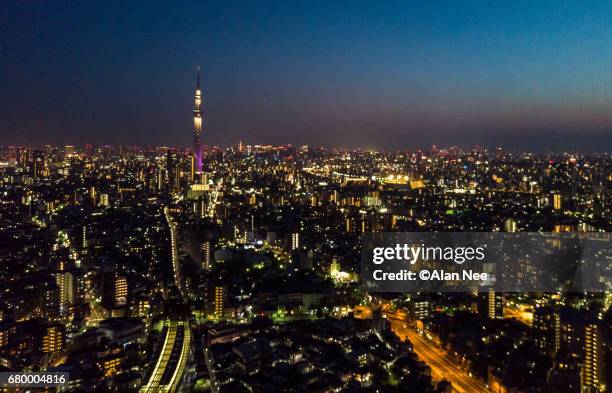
{"left": 0, "top": 2, "right": 609, "bottom": 392}
{"left": 0, "top": 143, "right": 608, "bottom": 392}
{"left": 1, "top": 1, "right": 612, "bottom": 152}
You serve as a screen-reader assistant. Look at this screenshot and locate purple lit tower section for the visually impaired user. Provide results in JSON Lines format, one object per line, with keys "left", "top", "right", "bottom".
{"left": 193, "top": 67, "right": 203, "bottom": 174}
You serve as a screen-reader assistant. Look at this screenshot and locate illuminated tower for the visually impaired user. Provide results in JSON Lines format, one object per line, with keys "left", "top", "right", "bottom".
{"left": 193, "top": 66, "right": 203, "bottom": 176}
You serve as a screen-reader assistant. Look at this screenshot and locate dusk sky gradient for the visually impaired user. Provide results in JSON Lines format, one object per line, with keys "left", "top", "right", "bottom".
{"left": 1, "top": 0, "right": 612, "bottom": 151}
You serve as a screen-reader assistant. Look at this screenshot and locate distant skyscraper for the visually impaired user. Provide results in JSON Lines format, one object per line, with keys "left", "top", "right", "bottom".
{"left": 166, "top": 149, "right": 181, "bottom": 190}
{"left": 193, "top": 67, "right": 203, "bottom": 177}
{"left": 17, "top": 147, "right": 29, "bottom": 170}
{"left": 32, "top": 149, "right": 45, "bottom": 179}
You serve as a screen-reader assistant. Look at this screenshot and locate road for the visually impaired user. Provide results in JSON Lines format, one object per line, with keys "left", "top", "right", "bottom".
{"left": 140, "top": 203, "right": 191, "bottom": 393}
{"left": 164, "top": 206, "right": 184, "bottom": 295}
{"left": 141, "top": 320, "right": 178, "bottom": 393}
{"left": 504, "top": 305, "right": 533, "bottom": 326}
{"left": 204, "top": 347, "right": 220, "bottom": 393}
{"left": 84, "top": 285, "right": 105, "bottom": 326}
{"left": 140, "top": 320, "right": 191, "bottom": 393}
{"left": 167, "top": 321, "right": 191, "bottom": 393}
{"left": 384, "top": 311, "right": 490, "bottom": 393}
{"left": 199, "top": 182, "right": 223, "bottom": 393}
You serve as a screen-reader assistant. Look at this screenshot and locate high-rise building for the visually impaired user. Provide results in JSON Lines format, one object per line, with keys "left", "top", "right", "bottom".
{"left": 346, "top": 217, "right": 356, "bottom": 233}
{"left": 55, "top": 266, "right": 74, "bottom": 318}
{"left": 479, "top": 289, "right": 503, "bottom": 320}
{"left": 533, "top": 306, "right": 560, "bottom": 356}
{"left": 553, "top": 193, "right": 563, "bottom": 210}
{"left": 99, "top": 352, "right": 122, "bottom": 378}
{"left": 89, "top": 186, "right": 96, "bottom": 204}
{"left": 32, "top": 149, "right": 45, "bottom": 179}
{"left": 291, "top": 232, "right": 300, "bottom": 250}
{"left": 17, "top": 147, "right": 30, "bottom": 170}
{"left": 100, "top": 194, "right": 110, "bottom": 207}
{"left": 190, "top": 155, "right": 196, "bottom": 183}
{"left": 102, "top": 268, "right": 128, "bottom": 310}
{"left": 42, "top": 281, "right": 60, "bottom": 320}
{"left": 166, "top": 150, "right": 181, "bottom": 190}
{"left": 410, "top": 298, "right": 431, "bottom": 321}
{"left": 504, "top": 218, "right": 517, "bottom": 232}
{"left": 201, "top": 241, "right": 212, "bottom": 270}
{"left": 136, "top": 297, "right": 151, "bottom": 319}
{"left": 213, "top": 285, "right": 224, "bottom": 319}
{"left": 561, "top": 308, "right": 586, "bottom": 360}
{"left": 41, "top": 324, "right": 65, "bottom": 354}
{"left": 0, "top": 323, "right": 16, "bottom": 347}
{"left": 581, "top": 321, "right": 604, "bottom": 393}
{"left": 114, "top": 275, "right": 128, "bottom": 308}
{"left": 330, "top": 190, "right": 340, "bottom": 205}
{"left": 193, "top": 67, "right": 203, "bottom": 178}
{"left": 330, "top": 258, "right": 340, "bottom": 278}
{"left": 80, "top": 225, "right": 88, "bottom": 250}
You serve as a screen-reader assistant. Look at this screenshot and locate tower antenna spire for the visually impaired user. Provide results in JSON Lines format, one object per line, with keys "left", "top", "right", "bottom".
{"left": 193, "top": 66, "right": 203, "bottom": 178}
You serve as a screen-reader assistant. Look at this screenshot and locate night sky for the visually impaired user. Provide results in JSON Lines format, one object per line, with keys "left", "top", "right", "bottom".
{"left": 1, "top": 1, "right": 612, "bottom": 151}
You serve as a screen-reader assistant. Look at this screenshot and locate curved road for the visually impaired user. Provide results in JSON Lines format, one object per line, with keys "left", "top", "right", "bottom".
{"left": 385, "top": 312, "right": 490, "bottom": 393}
{"left": 140, "top": 204, "right": 191, "bottom": 393}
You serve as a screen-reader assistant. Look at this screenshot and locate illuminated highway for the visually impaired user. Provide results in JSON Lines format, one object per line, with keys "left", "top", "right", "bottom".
{"left": 140, "top": 320, "right": 191, "bottom": 393}
{"left": 167, "top": 321, "right": 191, "bottom": 393}
{"left": 139, "top": 204, "right": 191, "bottom": 393}
{"left": 164, "top": 206, "right": 184, "bottom": 295}
{"left": 384, "top": 310, "right": 490, "bottom": 393}
{"left": 141, "top": 321, "right": 177, "bottom": 393}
